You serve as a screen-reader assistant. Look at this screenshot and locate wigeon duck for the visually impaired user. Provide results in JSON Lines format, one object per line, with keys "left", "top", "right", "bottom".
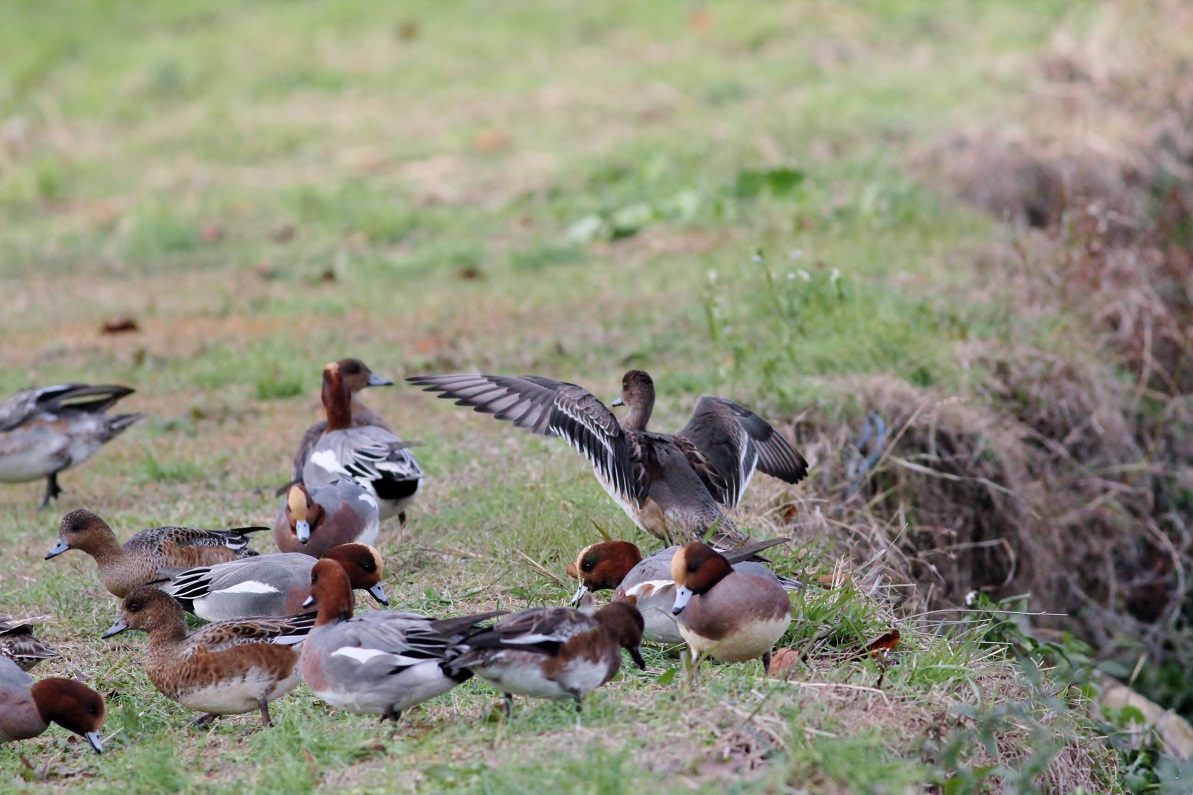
{"left": 407, "top": 370, "right": 807, "bottom": 546}
{"left": 448, "top": 601, "right": 645, "bottom": 715}
{"left": 45, "top": 509, "right": 266, "bottom": 598}
{"left": 0, "top": 383, "right": 143, "bottom": 509}
{"left": 167, "top": 543, "right": 389, "bottom": 622}
{"left": 567, "top": 538, "right": 799, "bottom": 645}
{"left": 303, "top": 360, "right": 423, "bottom": 524}
{"left": 102, "top": 585, "right": 313, "bottom": 728}
{"left": 298, "top": 558, "right": 504, "bottom": 721}
{"left": 0, "top": 657, "right": 105, "bottom": 753}
{"left": 0, "top": 616, "right": 59, "bottom": 670}
{"left": 670, "top": 542, "right": 792, "bottom": 672}
{"left": 274, "top": 480, "right": 380, "bottom": 557}
{"left": 290, "top": 358, "right": 393, "bottom": 484}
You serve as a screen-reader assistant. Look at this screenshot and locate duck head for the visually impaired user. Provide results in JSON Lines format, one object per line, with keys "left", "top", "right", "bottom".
{"left": 670, "top": 542, "right": 734, "bottom": 615}
{"left": 322, "top": 543, "right": 388, "bottom": 606}
{"left": 30, "top": 678, "right": 107, "bottom": 753}
{"left": 102, "top": 585, "right": 187, "bottom": 640}
{"left": 45, "top": 509, "right": 116, "bottom": 560}
{"left": 336, "top": 358, "right": 393, "bottom": 391}
{"left": 285, "top": 484, "right": 324, "bottom": 545}
{"left": 610, "top": 370, "right": 655, "bottom": 431}
{"left": 566, "top": 541, "right": 644, "bottom": 606}
{"left": 595, "top": 601, "right": 646, "bottom": 670}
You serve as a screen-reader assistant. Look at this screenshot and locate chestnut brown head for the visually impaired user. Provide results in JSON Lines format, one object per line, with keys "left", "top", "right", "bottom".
{"left": 567, "top": 541, "right": 644, "bottom": 605}
{"left": 595, "top": 601, "right": 646, "bottom": 670}
{"left": 335, "top": 358, "right": 392, "bottom": 393}
{"left": 30, "top": 678, "right": 107, "bottom": 753}
{"left": 322, "top": 543, "right": 388, "bottom": 605}
{"left": 670, "top": 542, "right": 733, "bottom": 615}
{"left": 102, "top": 585, "right": 187, "bottom": 639}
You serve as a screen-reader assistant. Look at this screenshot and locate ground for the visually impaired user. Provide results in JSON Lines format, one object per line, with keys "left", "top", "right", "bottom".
{"left": 0, "top": 2, "right": 1177, "bottom": 793}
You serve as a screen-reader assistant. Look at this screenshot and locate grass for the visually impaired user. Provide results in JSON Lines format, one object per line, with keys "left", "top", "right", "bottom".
{"left": 0, "top": 0, "right": 1167, "bottom": 792}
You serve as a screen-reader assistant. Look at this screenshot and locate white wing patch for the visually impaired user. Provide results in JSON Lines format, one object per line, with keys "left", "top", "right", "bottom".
{"left": 624, "top": 580, "right": 673, "bottom": 599}
{"left": 331, "top": 647, "right": 395, "bottom": 664}
{"left": 219, "top": 581, "right": 281, "bottom": 595}
{"left": 309, "top": 449, "right": 349, "bottom": 476}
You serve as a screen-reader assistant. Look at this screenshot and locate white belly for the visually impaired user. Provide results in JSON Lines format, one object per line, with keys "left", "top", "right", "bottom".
{"left": 681, "top": 614, "right": 791, "bottom": 662}
{"left": 312, "top": 662, "right": 456, "bottom": 715}
{"left": 177, "top": 667, "right": 302, "bottom": 714}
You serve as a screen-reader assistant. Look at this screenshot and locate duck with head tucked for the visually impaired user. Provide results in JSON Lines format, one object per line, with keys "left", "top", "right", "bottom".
{"left": 670, "top": 542, "right": 792, "bottom": 677}
{"left": 407, "top": 370, "right": 807, "bottom": 547}
{"left": 448, "top": 600, "right": 645, "bottom": 716}
{"left": 298, "top": 558, "right": 504, "bottom": 722}
{"left": 0, "top": 383, "right": 143, "bottom": 509}
{"left": 302, "top": 360, "right": 423, "bottom": 525}
{"left": 0, "top": 657, "right": 105, "bottom": 753}
{"left": 102, "top": 586, "right": 313, "bottom": 728}
{"left": 45, "top": 509, "right": 266, "bottom": 598}
{"left": 567, "top": 537, "right": 799, "bottom": 645}
{"left": 274, "top": 480, "right": 380, "bottom": 557}
{"left": 166, "top": 543, "right": 389, "bottom": 622}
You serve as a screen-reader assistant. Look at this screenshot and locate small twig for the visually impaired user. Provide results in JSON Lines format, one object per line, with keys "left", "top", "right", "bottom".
{"left": 512, "top": 549, "right": 570, "bottom": 588}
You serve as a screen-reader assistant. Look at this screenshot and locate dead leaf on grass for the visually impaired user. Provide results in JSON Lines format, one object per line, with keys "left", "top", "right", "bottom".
{"left": 100, "top": 317, "right": 139, "bottom": 335}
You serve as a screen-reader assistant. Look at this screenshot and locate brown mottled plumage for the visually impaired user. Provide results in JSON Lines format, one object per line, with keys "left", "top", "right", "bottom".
{"left": 103, "top": 586, "right": 311, "bottom": 728}
{"left": 0, "top": 616, "right": 59, "bottom": 670}
{"left": 45, "top": 509, "right": 265, "bottom": 598}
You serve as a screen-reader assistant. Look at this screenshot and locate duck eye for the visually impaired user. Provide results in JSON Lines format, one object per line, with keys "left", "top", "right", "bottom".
{"left": 361, "top": 562, "right": 375, "bottom": 572}
{"left": 687, "top": 563, "right": 698, "bottom": 573}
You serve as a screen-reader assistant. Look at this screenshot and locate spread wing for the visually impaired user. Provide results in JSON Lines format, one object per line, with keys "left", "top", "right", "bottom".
{"left": 677, "top": 396, "right": 808, "bottom": 508}
{"left": 0, "top": 384, "right": 135, "bottom": 431}
{"left": 407, "top": 374, "right": 644, "bottom": 505}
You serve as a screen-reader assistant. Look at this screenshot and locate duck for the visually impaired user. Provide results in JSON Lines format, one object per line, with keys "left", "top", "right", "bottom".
{"left": 447, "top": 601, "right": 645, "bottom": 716}
{"left": 166, "top": 543, "right": 389, "bottom": 622}
{"left": 274, "top": 480, "right": 380, "bottom": 557}
{"left": 302, "top": 360, "right": 422, "bottom": 525}
{"left": 102, "top": 585, "right": 312, "bottom": 728}
{"left": 406, "top": 370, "right": 807, "bottom": 546}
{"left": 670, "top": 542, "right": 792, "bottom": 673}
{"left": 45, "top": 509, "right": 266, "bottom": 598}
{"left": 0, "top": 383, "right": 143, "bottom": 509}
{"left": 566, "top": 538, "right": 799, "bottom": 645}
{"left": 0, "top": 657, "right": 105, "bottom": 753}
{"left": 289, "top": 358, "right": 393, "bottom": 485}
{"left": 0, "top": 616, "right": 59, "bottom": 670}
{"left": 298, "top": 558, "right": 504, "bottom": 722}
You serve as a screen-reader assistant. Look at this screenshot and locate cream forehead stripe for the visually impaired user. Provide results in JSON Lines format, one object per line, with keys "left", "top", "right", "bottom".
{"left": 287, "top": 486, "right": 308, "bottom": 518}
{"left": 670, "top": 547, "right": 688, "bottom": 583}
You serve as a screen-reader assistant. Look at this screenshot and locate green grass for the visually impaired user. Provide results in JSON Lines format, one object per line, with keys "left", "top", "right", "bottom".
{"left": 0, "top": 0, "right": 1145, "bottom": 792}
